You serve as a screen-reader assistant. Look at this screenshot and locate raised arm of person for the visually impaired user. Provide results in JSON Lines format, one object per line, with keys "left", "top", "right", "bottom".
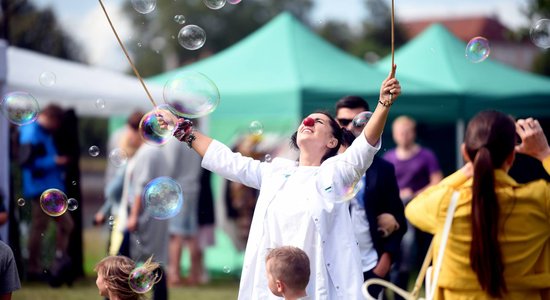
{"left": 515, "top": 118, "right": 550, "bottom": 172}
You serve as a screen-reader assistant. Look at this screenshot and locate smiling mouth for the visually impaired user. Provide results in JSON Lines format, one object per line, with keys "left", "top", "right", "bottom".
{"left": 301, "top": 128, "right": 314, "bottom": 133}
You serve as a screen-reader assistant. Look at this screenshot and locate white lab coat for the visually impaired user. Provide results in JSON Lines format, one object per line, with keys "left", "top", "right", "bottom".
{"left": 202, "top": 133, "right": 379, "bottom": 299}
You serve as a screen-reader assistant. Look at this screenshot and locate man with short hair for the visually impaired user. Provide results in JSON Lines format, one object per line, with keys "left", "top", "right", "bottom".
{"left": 335, "top": 96, "right": 406, "bottom": 298}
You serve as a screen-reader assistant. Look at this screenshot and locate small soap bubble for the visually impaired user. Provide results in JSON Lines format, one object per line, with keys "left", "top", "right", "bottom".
{"left": 177, "top": 25, "right": 206, "bottom": 50}
{"left": 39, "top": 72, "right": 56, "bottom": 87}
{"left": 173, "top": 15, "right": 186, "bottom": 24}
{"left": 109, "top": 148, "right": 129, "bottom": 167}
{"left": 39, "top": 189, "right": 68, "bottom": 217}
{"left": 144, "top": 177, "right": 183, "bottom": 220}
{"left": 95, "top": 98, "right": 106, "bottom": 110}
{"left": 138, "top": 105, "right": 177, "bottom": 146}
{"left": 131, "top": 0, "right": 156, "bottom": 14}
{"left": 72, "top": 181, "right": 77, "bottom": 186}
{"left": 249, "top": 120, "right": 263, "bottom": 136}
{"left": 17, "top": 198, "right": 25, "bottom": 207}
{"left": 315, "top": 160, "right": 363, "bottom": 203}
{"left": 89, "top": 145, "right": 100, "bottom": 157}
{"left": 203, "top": 0, "right": 226, "bottom": 10}
{"left": 465, "top": 36, "right": 490, "bottom": 63}
{"left": 265, "top": 154, "right": 272, "bottom": 162}
{"left": 137, "top": 42, "right": 143, "bottom": 48}
{"left": 1, "top": 91, "right": 40, "bottom": 126}
{"left": 128, "top": 267, "right": 158, "bottom": 293}
{"left": 222, "top": 265, "right": 231, "bottom": 274}
{"left": 67, "top": 198, "right": 78, "bottom": 211}
{"left": 530, "top": 19, "right": 550, "bottom": 49}
{"left": 108, "top": 216, "right": 116, "bottom": 228}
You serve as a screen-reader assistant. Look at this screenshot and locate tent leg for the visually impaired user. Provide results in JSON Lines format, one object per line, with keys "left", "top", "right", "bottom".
{"left": 0, "top": 39, "right": 9, "bottom": 241}
{"left": 456, "top": 119, "right": 465, "bottom": 169}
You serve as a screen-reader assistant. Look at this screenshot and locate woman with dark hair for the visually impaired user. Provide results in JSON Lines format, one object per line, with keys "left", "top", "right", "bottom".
{"left": 172, "top": 69, "right": 400, "bottom": 299}
{"left": 405, "top": 110, "right": 550, "bottom": 299}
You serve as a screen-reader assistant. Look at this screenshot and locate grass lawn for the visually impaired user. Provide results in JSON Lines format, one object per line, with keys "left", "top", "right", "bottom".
{"left": 14, "top": 278, "right": 239, "bottom": 300}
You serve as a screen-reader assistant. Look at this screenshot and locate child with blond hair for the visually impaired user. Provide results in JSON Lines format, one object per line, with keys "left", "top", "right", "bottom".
{"left": 95, "top": 256, "right": 160, "bottom": 300}
{"left": 266, "top": 246, "right": 311, "bottom": 300}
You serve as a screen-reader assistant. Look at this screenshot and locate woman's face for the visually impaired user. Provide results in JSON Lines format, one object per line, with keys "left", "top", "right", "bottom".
{"left": 296, "top": 113, "right": 338, "bottom": 151}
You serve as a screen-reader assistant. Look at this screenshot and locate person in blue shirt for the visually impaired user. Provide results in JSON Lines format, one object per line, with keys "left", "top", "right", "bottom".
{"left": 18, "top": 104, "right": 73, "bottom": 281}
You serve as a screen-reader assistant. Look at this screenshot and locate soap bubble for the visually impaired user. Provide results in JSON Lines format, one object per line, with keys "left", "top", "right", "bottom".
{"left": 39, "top": 72, "right": 56, "bottom": 87}
{"left": 137, "top": 42, "right": 143, "bottom": 48}
{"left": 265, "top": 154, "right": 272, "bottom": 162}
{"left": 144, "top": 176, "right": 183, "bottom": 220}
{"left": 465, "top": 37, "right": 490, "bottom": 63}
{"left": 40, "top": 189, "right": 68, "bottom": 217}
{"left": 72, "top": 181, "right": 77, "bottom": 186}
{"left": 228, "top": 0, "right": 242, "bottom": 4}
{"left": 95, "top": 98, "right": 106, "bottom": 110}
{"left": 203, "top": 0, "right": 226, "bottom": 10}
{"left": 315, "top": 160, "right": 364, "bottom": 203}
{"left": 163, "top": 72, "right": 220, "bottom": 118}
{"left": 249, "top": 120, "right": 263, "bottom": 136}
{"left": 138, "top": 105, "right": 178, "bottom": 146}
{"left": 131, "top": 0, "right": 156, "bottom": 14}
{"left": 89, "top": 145, "right": 100, "bottom": 157}
{"left": 352, "top": 111, "right": 373, "bottom": 128}
{"left": 177, "top": 25, "right": 206, "bottom": 50}
{"left": 109, "top": 148, "right": 129, "bottom": 167}
{"left": 67, "top": 198, "right": 78, "bottom": 211}
{"left": 17, "top": 198, "right": 25, "bottom": 207}
{"left": 173, "top": 15, "right": 186, "bottom": 24}
{"left": 128, "top": 267, "right": 159, "bottom": 293}
{"left": 1, "top": 92, "right": 40, "bottom": 126}
{"left": 222, "top": 266, "right": 231, "bottom": 273}
{"left": 530, "top": 19, "right": 550, "bottom": 49}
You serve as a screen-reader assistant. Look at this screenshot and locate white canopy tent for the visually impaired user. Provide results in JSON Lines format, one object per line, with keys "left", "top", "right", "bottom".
{"left": 5, "top": 46, "right": 164, "bottom": 117}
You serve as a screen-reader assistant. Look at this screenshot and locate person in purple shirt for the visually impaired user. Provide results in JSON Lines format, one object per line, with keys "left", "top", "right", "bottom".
{"left": 383, "top": 115, "right": 442, "bottom": 300}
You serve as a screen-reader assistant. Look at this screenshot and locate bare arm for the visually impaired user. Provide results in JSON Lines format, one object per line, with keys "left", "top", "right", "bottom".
{"left": 363, "top": 65, "right": 401, "bottom": 146}
{"left": 189, "top": 131, "right": 213, "bottom": 158}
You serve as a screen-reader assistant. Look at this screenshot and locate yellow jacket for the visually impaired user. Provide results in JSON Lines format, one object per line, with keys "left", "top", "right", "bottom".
{"left": 405, "top": 157, "right": 550, "bottom": 300}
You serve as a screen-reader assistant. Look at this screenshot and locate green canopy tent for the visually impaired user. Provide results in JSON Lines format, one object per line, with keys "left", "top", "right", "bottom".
{"left": 376, "top": 24, "right": 550, "bottom": 168}
{"left": 149, "top": 12, "right": 436, "bottom": 144}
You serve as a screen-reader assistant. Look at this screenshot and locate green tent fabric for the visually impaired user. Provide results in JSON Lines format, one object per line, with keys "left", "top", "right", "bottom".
{"left": 376, "top": 24, "right": 550, "bottom": 121}
{"left": 149, "top": 12, "right": 433, "bottom": 143}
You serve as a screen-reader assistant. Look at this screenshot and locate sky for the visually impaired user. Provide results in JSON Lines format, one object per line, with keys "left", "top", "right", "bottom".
{"left": 31, "top": 0, "right": 532, "bottom": 72}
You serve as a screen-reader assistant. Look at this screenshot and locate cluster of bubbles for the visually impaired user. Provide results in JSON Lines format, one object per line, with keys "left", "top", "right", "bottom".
{"left": 128, "top": 267, "right": 158, "bottom": 293}
{"left": 173, "top": 15, "right": 186, "bottom": 25}
{"left": 143, "top": 176, "right": 183, "bottom": 220}
{"left": 96, "top": 98, "right": 106, "bottom": 110}
{"left": 530, "top": 19, "right": 550, "bottom": 49}
{"left": 163, "top": 72, "right": 220, "bottom": 118}
{"left": 131, "top": 0, "right": 156, "bottom": 14}
{"left": 40, "top": 189, "right": 69, "bottom": 217}
{"left": 39, "top": 72, "right": 56, "bottom": 87}
{"left": 109, "top": 148, "right": 129, "bottom": 167}
{"left": 249, "top": 120, "right": 264, "bottom": 135}
{"left": 178, "top": 25, "right": 207, "bottom": 51}
{"left": 315, "top": 160, "right": 364, "bottom": 203}
{"left": 89, "top": 145, "right": 100, "bottom": 157}
{"left": 138, "top": 104, "right": 178, "bottom": 146}
{"left": 0, "top": 92, "right": 40, "bottom": 126}
{"left": 465, "top": 36, "right": 490, "bottom": 63}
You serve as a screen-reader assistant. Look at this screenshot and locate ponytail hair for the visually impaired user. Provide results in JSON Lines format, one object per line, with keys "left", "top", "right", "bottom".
{"left": 465, "top": 111, "right": 515, "bottom": 297}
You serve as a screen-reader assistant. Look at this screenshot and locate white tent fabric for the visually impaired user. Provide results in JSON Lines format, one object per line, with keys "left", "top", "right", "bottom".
{"left": 5, "top": 46, "right": 164, "bottom": 117}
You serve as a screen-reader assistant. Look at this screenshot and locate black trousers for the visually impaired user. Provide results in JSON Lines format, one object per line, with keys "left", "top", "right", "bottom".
{"left": 363, "top": 269, "right": 387, "bottom": 299}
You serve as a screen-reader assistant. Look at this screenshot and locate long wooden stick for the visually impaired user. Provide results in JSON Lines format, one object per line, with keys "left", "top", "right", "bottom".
{"left": 390, "top": 0, "right": 395, "bottom": 79}
{"left": 98, "top": 0, "right": 157, "bottom": 107}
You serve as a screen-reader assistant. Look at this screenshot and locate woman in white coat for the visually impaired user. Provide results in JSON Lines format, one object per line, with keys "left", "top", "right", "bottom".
{"left": 173, "top": 67, "right": 401, "bottom": 299}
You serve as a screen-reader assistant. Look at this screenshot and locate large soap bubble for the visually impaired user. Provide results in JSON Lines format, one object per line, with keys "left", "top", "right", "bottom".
{"left": 139, "top": 104, "right": 178, "bottom": 146}
{"left": 40, "top": 189, "right": 68, "bottom": 217}
{"left": 1, "top": 92, "right": 40, "bottom": 126}
{"left": 315, "top": 160, "right": 364, "bottom": 203}
{"left": 143, "top": 176, "right": 183, "bottom": 220}
{"left": 163, "top": 72, "right": 220, "bottom": 118}
{"left": 177, "top": 25, "right": 206, "bottom": 50}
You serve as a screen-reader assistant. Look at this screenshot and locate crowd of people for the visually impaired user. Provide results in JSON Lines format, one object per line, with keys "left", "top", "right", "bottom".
{"left": 1, "top": 67, "right": 550, "bottom": 300}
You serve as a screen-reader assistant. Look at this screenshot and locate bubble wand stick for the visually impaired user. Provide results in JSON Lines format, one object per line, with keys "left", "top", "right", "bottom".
{"left": 389, "top": 0, "right": 395, "bottom": 101}
{"left": 97, "top": 0, "right": 158, "bottom": 108}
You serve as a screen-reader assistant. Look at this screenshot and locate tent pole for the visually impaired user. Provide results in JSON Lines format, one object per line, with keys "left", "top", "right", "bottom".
{"left": 0, "top": 39, "right": 9, "bottom": 241}
{"left": 456, "top": 118, "right": 465, "bottom": 169}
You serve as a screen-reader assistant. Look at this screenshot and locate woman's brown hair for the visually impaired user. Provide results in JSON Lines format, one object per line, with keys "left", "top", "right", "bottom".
{"left": 464, "top": 110, "right": 515, "bottom": 297}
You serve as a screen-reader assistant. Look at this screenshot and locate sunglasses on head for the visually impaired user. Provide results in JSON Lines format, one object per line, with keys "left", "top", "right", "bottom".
{"left": 337, "top": 118, "right": 353, "bottom": 126}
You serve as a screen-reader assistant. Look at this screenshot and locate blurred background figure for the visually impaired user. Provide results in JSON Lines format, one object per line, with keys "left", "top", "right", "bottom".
{"left": 0, "top": 191, "right": 7, "bottom": 241}
{"left": 0, "top": 240, "right": 21, "bottom": 298}
{"left": 195, "top": 169, "right": 215, "bottom": 284}
{"left": 383, "top": 115, "right": 442, "bottom": 298}
{"left": 18, "top": 104, "right": 74, "bottom": 284}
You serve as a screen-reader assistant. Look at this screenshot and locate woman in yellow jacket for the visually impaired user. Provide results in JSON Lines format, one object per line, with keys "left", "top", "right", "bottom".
{"left": 405, "top": 110, "right": 550, "bottom": 299}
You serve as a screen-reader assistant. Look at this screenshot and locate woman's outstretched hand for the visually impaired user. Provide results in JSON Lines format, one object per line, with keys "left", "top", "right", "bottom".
{"left": 515, "top": 118, "right": 550, "bottom": 162}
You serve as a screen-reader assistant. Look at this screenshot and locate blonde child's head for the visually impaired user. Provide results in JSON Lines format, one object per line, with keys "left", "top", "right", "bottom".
{"left": 265, "top": 246, "right": 310, "bottom": 298}
{"left": 94, "top": 256, "right": 160, "bottom": 300}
